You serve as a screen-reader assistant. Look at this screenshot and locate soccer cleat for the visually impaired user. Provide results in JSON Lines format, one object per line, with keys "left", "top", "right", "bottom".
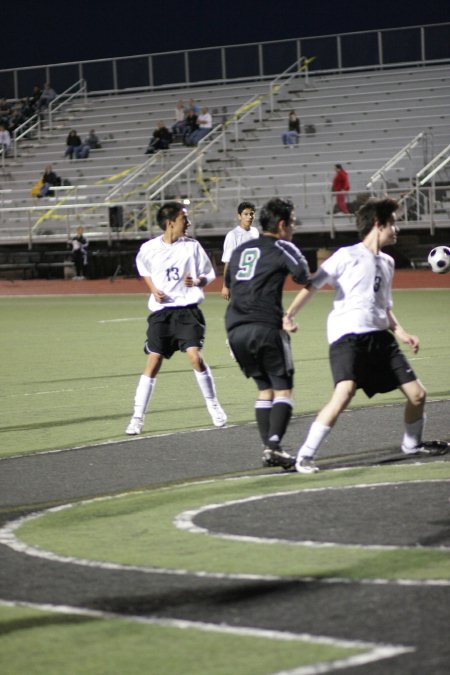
{"left": 125, "top": 416, "right": 144, "bottom": 435}
{"left": 262, "top": 448, "right": 295, "bottom": 470}
{"left": 402, "top": 440, "right": 449, "bottom": 457}
{"left": 295, "top": 456, "right": 320, "bottom": 474}
{"left": 206, "top": 398, "right": 227, "bottom": 427}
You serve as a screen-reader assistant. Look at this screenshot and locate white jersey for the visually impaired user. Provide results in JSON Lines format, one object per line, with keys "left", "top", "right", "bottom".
{"left": 221, "top": 225, "right": 259, "bottom": 263}
{"left": 310, "top": 242, "right": 395, "bottom": 344}
{"left": 136, "top": 235, "right": 216, "bottom": 313}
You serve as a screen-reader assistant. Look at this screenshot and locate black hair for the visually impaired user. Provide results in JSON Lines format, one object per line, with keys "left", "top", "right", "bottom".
{"left": 156, "top": 201, "right": 184, "bottom": 230}
{"left": 237, "top": 200, "right": 256, "bottom": 215}
{"left": 259, "top": 197, "right": 294, "bottom": 233}
{"left": 356, "top": 197, "right": 399, "bottom": 239}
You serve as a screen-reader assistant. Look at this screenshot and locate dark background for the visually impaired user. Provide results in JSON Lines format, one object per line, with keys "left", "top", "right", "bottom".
{"left": 2, "top": 0, "right": 449, "bottom": 69}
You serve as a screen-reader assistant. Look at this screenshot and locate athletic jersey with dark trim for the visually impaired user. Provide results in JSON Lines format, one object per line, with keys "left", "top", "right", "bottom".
{"left": 225, "top": 235, "right": 310, "bottom": 330}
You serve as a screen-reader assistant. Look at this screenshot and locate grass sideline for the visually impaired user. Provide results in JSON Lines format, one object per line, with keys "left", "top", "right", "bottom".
{"left": 1, "top": 290, "right": 449, "bottom": 459}
{"left": 0, "top": 603, "right": 367, "bottom": 675}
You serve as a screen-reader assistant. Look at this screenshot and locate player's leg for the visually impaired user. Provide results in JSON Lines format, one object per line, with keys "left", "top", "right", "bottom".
{"left": 296, "top": 380, "right": 356, "bottom": 473}
{"left": 255, "top": 388, "right": 273, "bottom": 446}
{"left": 399, "top": 379, "right": 427, "bottom": 454}
{"left": 126, "top": 352, "right": 164, "bottom": 435}
{"left": 187, "top": 346, "right": 227, "bottom": 427}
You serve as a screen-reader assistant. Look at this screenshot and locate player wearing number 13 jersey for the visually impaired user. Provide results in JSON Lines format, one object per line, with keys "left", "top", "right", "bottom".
{"left": 125, "top": 201, "right": 227, "bottom": 435}
{"left": 225, "top": 198, "right": 310, "bottom": 468}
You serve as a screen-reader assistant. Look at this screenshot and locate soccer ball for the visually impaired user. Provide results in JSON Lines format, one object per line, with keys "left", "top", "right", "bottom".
{"left": 427, "top": 246, "right": 450, "bottom": 274}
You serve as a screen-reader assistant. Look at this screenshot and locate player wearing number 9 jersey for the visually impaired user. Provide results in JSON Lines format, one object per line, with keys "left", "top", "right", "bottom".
{"left": 225, "top": 197, "right": 310, "bottom": 469}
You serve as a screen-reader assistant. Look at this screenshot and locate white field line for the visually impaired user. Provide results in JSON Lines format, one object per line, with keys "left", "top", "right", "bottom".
{"left": 1, "top": 475, "right": 450, "bottom": 586}
{"left": 175, "top": 479, "right": 450, "bottom": 552}
{"left": 0, "top": 598, "right": 413, "bottom": 675}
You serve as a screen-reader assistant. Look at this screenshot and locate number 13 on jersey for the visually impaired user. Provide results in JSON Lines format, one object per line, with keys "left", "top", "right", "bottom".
{"left": 236, "top": 248, "right": 261, "bottom": 280}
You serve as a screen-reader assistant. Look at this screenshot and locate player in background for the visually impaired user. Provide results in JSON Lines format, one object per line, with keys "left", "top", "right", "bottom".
{"left": 283, "top": 197, "right": 435, "bottom": 474}
{"left": 221, "top": 201, "right": 258, "bottom": 300}
{"left": 126, "top": 201, "right": 227, "bottom": 435}
{"left": 225, "top": 197, "right": 310, "bottom": 468}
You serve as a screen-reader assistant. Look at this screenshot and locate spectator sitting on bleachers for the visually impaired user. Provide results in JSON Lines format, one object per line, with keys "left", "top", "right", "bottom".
{"left": 171, "top": 100, "right": 188, "bottom": 139}
{"left": 30, "top": 85, "right": 42, "bottom": 111}
{"left": 145, "top": 121, "right": 172, "bottom": 154}
{"left": 37, "top": 82, "right": 57, "bottom": 111}
{"left": 185, "top": 106, "right": 212, "bottom": 146}
{"left": 85, "top": 129, "right": 102, "bottom": 149}
{"left": 0, "top": 123, "right": 11, "bottom": 157}
{"left": 36, "top": 165, "right": 62, "bottom": 198}
{"left": 65, "top": 129, "right": 90, "bottom": 159}
{"left": 181, "top": 110, "right": 198, "bottom": 145}
{"left": 187, "top": 98, "right": 200, "bottom": 114}
{"left": 282, "top": 110, "right": 301, "bottom": 147}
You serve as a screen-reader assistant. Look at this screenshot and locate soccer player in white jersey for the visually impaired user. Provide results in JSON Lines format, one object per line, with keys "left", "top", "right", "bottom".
{"left": 125, "top": 201, "right": 227, "bottom": 435}
{"left": 221, "top": 201, "right": 258, "bottom": 301}
{"left": 283, "top": 197, "right": 430, "bottom": 473}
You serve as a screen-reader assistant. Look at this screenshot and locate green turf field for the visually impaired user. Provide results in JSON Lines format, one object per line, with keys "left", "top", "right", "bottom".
{"left": 1, "top": 290, "right": 449, "bottom": 459}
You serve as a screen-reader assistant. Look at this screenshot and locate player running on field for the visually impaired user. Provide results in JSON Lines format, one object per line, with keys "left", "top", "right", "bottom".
{"left": 225, "top": 197, "right": 310, "bottom": 469}
{"left": 283, "top": 196, "right": 446, "bottom": 474}
{"left": 126, "top": 201, "right": 227, "bottom": 435}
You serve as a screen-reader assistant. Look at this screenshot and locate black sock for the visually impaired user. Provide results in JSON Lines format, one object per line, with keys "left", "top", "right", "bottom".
{"left": 267, "top": 399, "right": 292, "bottom": 449}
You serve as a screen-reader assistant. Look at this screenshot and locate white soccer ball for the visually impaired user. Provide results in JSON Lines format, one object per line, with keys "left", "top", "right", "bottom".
{"left": 428, "top": 246, "right": 450, "bottom": 274}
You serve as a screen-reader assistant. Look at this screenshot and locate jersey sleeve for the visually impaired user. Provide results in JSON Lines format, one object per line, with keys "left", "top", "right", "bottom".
{"left": 135, "top": 248, "right": 151, "bottom": 277}
{"left": 276, "top": 240, "right": 310, "bottom": 285}
{"left": 221, "top": 231, "right": 236, "bottom": 263}
{"left": 195, "top": 242, "right": 216, "bottom": 285}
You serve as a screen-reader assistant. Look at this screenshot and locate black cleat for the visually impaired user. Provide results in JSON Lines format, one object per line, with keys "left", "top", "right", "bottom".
{"left": 402, "top": 440, "right": 449, "bottom": 457}
{"left": 262, "top": 447, "right": 295, "bottom": 470}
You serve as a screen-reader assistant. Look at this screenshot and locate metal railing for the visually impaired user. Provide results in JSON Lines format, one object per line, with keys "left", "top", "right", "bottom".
{"left": 366, "top": 132, "right": 428, "bottom": 194}
{"left": 48, "top": 79, "right": 87, "bottom": 131}
{"left": 11, "top": 78, "right": 87, "bottom": 158}
{"left": 0, "top": 23, "right": 448, "bottom": 99}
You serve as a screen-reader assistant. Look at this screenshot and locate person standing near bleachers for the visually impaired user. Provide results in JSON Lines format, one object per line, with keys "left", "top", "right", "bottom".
{"left": 332, "top": 163, "right": 350, "bottom": 214}
{"left": 71, "top": 226, "right": 89, "bottom": 279}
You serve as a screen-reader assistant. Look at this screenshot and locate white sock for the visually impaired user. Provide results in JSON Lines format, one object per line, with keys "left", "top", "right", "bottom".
{"left": 194, "top": 366, "right": 216, "bottom": 400}
{"left": 133, "top": 375, "right": 155, "bottom": 419}
{"left": 401, "top": 416, "right": 426, "bottom": 451}
{"left": 298, "top": 421, "right": 331, "bottom": 459}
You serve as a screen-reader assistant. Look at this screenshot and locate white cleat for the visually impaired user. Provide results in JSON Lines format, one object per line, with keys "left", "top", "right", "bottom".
{"left": 206, "top": 398, "right": 227, "bottom": 427}
{"left": 126, "top": 416, "right": 144, "bottom": 435}
{"left": 295, "top": 456, "right": 319, "bottom": 474}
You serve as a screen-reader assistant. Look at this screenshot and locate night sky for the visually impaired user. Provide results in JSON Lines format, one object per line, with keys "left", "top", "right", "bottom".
{"left": 2, "top": 0, "right": 449, "bottom": 69}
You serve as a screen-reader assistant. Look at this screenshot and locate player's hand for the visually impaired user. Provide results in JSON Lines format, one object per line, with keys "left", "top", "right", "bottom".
{"left": 153, "top": 288, "right": 166, "bottom": 303}
{"left": 405, "top": 334, "right": 420, "bottom": 354}
{"left": 221, "top": 286, "right": 230, "bottom": 301}
{"left": 283, "top": 315, "right": 298, "bottom": 333}
{"left": 185, "top": 274, "right": 202, "bottom": 287}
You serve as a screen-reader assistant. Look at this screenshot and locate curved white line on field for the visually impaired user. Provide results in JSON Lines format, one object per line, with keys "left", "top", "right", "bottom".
{"left": 0, "top": 475, "right": 450, "bottom": 586}
{"left": 175, "top": 478, "right": 450, "bottom": 551}
{"left": 0, "top": 598, "right": 413, "bottom": 675}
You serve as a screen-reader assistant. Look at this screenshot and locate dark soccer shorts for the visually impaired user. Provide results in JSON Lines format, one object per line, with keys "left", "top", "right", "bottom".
{"left": 228, "top": 323, "right": 294, "bottom": 391}
{"left": 145, "top": 305, "right": 205, "bottom": 359}
{"left": 329, "top": 330, "right": 417, "bottom": 398}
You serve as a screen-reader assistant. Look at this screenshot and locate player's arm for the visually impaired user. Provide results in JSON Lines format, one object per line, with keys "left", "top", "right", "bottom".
{"left": 185, "top": 243, "right": 216, "bottom": 288}
{"left": 283, "top": 284, "right": 318, "bottom": 332}
{"left": 221, "top": 262, "right": 230, "bottom": 300}
{"left": 142, "top": 275, "right": 166, "bottom": 303}
{"left": 184, "top": 274, "right": 208, "bottom": 288}
{"left": 387, "top": 308, "right": 420, "bottom": 354}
